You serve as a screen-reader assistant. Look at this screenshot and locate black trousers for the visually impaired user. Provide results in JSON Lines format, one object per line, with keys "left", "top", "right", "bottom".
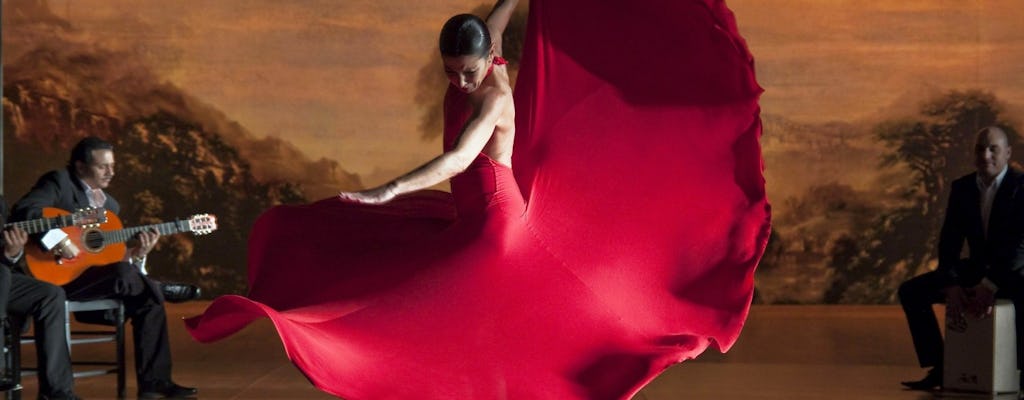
{"left": 898, "top": 270, "right": 1024, "bottom": 380}
{"left": 6, "top": 268, "right": 74, "bottom": 397}
{"left": 61, "top": 262, "right": 172, "bottom": 386}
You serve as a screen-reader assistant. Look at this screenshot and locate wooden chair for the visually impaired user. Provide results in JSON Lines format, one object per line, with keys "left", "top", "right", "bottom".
{"left": 8, "top": 299, "right": 126, "bottom": 399}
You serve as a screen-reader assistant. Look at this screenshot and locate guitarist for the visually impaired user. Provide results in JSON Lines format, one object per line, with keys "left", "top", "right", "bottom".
{"left": 0, "top": 195, "right": 80, "bottom": 399}
{"left": 11, "top": 137, "right": 198, "bottom": 399}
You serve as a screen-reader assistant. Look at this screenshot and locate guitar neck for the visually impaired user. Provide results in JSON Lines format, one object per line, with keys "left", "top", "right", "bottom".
{"left": 5, "top": 215, "right": 81, "bottom": 234}
{"left": 103, "top": 220, "right": 192, "bottom": 244}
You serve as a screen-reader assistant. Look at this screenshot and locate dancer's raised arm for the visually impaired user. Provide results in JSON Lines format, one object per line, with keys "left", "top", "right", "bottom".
{"left": 485, "top": 0, "right": 519, "bottom": 57}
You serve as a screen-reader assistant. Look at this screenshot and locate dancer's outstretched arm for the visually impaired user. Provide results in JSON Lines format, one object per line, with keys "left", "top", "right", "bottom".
{"left": 338, "top": 91, "right": 510, "bottom": 205}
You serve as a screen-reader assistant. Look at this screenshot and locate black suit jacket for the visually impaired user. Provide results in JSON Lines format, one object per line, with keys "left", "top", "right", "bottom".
{"left": 0, "top": 196, "right": 10, "bottom": 319}
{"left": 0, "top": 195, "right": 21, "bottom": 269}
{"left": 938, "top": 168, "right": 1024, "bottom": 289}
{"left": 10, "top": 166, "right": 120, "bottom": 223}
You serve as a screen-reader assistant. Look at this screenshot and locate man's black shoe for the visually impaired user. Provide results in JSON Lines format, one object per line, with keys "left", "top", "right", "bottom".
{"left": 39, "top": 392, "right": 82, "bottom": 400}
{"left": 138, "top": 380, "right": 197, "bottom": 399}
{"left": 160, "top": 283, "right": 201, "bottom": 303}
{"left": 901, "top": 368, "right": 942, "bottom": 390}
{"left": 0, "top": 379, "right": 19, "bottom": 392}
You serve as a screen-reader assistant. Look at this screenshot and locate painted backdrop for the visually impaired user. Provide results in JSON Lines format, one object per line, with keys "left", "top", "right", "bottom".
{"left": 3, "top": 0, "right": 1023, "bottom": 302}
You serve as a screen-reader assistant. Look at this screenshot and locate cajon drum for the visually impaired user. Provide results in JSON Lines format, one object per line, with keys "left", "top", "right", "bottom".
{"left": 943, "top": 299, "right": 1019, "bottom": 393}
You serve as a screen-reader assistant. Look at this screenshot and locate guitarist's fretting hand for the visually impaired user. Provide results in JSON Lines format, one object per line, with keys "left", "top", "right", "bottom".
{"left": 129, "top": 229, "right": 161, "bottom": 260}
{"left": 2, "top": 227, "right": 28, "bottom": 260}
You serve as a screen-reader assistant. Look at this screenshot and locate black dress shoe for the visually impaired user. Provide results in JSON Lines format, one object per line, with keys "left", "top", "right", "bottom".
{"left": 160, "top": 283, "right": 201, "bottom": 303}
{"left": 138, "top": 380, "right": 197, "bottom": 399}
{"left": 39, "top": 392, "right": 82, "bottom": 400}
{"left": 901, "top": 368, "right": 942, "bottom": 390}
{"left": 0, "top": 379, "right": 19, "bottom": 392}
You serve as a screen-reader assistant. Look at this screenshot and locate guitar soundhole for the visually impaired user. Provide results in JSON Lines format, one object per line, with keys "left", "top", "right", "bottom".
{"left": 83, "top": 230, "right": 105, "bottom": 252}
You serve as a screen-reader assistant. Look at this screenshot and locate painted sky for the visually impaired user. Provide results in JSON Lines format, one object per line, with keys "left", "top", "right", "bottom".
{"left": 34, "top": 0, "right": 1024, "bottom": 184}
{"left": 736, "top": 0, "right": 1024, "bottom": 122}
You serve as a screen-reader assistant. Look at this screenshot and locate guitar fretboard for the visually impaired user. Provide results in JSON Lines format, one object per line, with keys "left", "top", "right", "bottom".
{"left": 101, "top": 220, "right": 193, "bottom": 244}
{"left": 5, "top": 215, "right": 82, "bottom": 234}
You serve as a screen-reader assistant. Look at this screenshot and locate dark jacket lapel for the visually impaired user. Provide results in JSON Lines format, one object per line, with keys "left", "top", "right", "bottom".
{"left": 60, "top": 167, "right": 92, "bottom": 211}
{"left": 986, "top": 168, "right": 1020, "bottom": 240}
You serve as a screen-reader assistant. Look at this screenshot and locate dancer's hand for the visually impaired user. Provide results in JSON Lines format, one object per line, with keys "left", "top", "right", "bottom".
{"left": 338, "top": 184, "right": 397, "bottom": 205}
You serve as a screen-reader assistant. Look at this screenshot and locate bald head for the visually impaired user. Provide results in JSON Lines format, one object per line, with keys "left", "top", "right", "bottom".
{"left": 975, "top": 126, "right": 1011, "bottom": 183}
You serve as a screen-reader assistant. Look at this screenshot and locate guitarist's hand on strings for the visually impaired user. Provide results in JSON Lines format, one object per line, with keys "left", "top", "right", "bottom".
{"left": 2, "top": 227, "right": 28, "bottom": 260}
{"left": 55, "top": 240, "right": 80, "bottom": 259}
{"left": 50, "top": 236, "right": 81, "bottom": 259}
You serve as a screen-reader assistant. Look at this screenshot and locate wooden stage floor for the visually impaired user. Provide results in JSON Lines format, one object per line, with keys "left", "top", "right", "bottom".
{"left": 14, "top": 303, "right": 1019, "bottom": 399}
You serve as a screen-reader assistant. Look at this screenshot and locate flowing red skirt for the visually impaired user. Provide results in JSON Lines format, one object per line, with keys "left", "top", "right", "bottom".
{"left": 186, "top": 0, "right": 768, "bottom": 398}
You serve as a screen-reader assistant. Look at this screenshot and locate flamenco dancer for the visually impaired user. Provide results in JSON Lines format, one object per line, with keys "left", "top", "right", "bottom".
{"left": 187, "top": 0, "right": 769, "bottom": 399}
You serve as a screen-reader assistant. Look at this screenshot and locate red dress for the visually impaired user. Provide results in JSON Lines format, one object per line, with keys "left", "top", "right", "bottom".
{"left": 186, "top": 1, "right": 768, "bottom": 398}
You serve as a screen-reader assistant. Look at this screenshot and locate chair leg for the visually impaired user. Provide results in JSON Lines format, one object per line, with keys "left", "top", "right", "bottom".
{"left": 62, "top": 300, "right": 127, "bottom": 399}
{"left": 63, "top": 302, "right": 72, "bottom": 356}
{"left": 116, "top": 304, "right": 125, "bottom": 399}
{"left": 5, "top": 318, "right": 22, "bottom": 400}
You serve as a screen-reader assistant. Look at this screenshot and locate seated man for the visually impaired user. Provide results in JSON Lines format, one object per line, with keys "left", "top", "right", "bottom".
{"left": 899, "top": 126, "right": 1024, "bottom": 391}
{"left": 11, "top": 137, "right": 198, "bottom": 399}
{"left": 1, "top": 195, "right": 79, "bottom": 400}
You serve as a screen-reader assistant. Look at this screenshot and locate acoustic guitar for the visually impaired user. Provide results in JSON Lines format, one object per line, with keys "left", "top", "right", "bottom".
{"left": 4, "top": 207, "right": 107, "bottom": 234}
{"left": 25, "top": 208, "right": 217, "bottom": 285}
